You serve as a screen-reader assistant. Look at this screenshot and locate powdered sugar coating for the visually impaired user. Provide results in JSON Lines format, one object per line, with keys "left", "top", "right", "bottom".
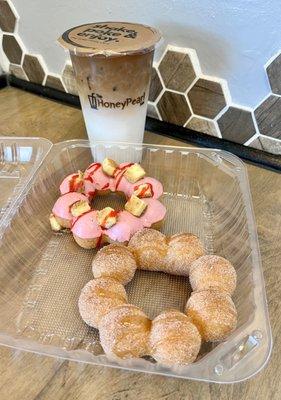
{"left": 99, "top": 304, "right": 151, "bottom": 359}
{"left": 150, "top": 310, "right": 201, "bottom": 366}
{"left": 189, "top": 255, "right": 237, "bottom": 295}
{"left": 92, "top": 244, "right": 137, "bottom": 285}
{"left": 164, "top": 233, "right": 205, "bottom": 276}
{"left": 185, "top": 289, "right": 237, "bottom": 342}
{"left": 78, "top": 278, "right": 127, "bottom": 329}
{"left": 128, "top": 228, "right": 168, "bottom": 271}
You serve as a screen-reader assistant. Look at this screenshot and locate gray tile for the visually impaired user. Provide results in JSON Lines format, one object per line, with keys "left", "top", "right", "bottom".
{"left": 62, "top": 64, "right": 78, "bottom": 95}
{"left": 186, "top": 117, "right": 219, "bottom": 137}
{"left": 9, "top": 64, "right": 28, "bottom": 80}
{"left": 149, "top": 67, "right": 163, "bottom": 102}
{"left": 22, "top": 54, "right": 45, "bottom": 84}
{"left": 158, "top": 50, "right": 196, "bottom": 92}
{"left": 266, "top": 54, "right": 281, "bottom": 95}
{"left": 0, "top": 1, "right": 16, "bottom": 32}
{"left": 188, "top": 78, "right": 226, "bottom": 118}
{"left": 157, "top": 90, "right": 191, "bottom": 126}
{"left": 254, "top": 95, "right": 281, "bottom": 139}
{"left": 147, "top": 102, "right": 160, "bottom": 120}
{"left": 218, "top": 107, "right": 256, "bottom": 144}
{"left": 45, "top": 75, "right": 65, "bottom": 92}
{"left": 250, "top": 136, "right": 281, "bottom": 155}
{"left": 2, "top": 34, "right": 22, "bottom": 64}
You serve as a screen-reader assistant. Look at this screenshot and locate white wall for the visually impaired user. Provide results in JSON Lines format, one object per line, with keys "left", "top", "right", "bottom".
{"left": 12, "top": 0, "right": 281, "bottom": 108}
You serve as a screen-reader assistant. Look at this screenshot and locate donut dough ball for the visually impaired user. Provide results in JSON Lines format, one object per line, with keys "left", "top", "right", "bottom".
{"left": 164, "top": 233, "right": 205, "bottom": 276}
{"left": 185, "top": 289, "right": 237, "bottom": 342}
{"left": 150, "top": 310, "right": 201, "bottom": 366}
{"left": 189, "top": 255, "right": 237, "bottom": 295}
{"left": 128, "top": 228, "right": 168, "bottom": 271}
{"left": 78, "top": 278, "right": 127, "bottom": 328}
{"left": 92, "top": 244, "right": 137, "bottom": 285}
{"left": 99, "top": 304, "right": 151, "bottom": 359}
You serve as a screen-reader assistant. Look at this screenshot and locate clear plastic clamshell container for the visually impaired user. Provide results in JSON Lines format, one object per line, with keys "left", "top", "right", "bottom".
{"left": 0, "top": 137, "right": 272, "bottom": 383}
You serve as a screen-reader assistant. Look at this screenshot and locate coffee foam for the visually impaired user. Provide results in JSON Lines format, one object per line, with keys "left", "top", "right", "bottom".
{"left": 58, "top": 21, "right": 162, "bottom": 56}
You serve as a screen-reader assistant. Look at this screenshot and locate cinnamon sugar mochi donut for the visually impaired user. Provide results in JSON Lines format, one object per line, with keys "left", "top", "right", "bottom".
{"left": 128, "top": 229, "right": 205, "bottom": 276}
{"left": 79, "top": 231, "right": 238, "bottom": 364}
{"left": 128, "top": 229, "right": 168, "bottom": 271}
{"left": 149, "top": 310, "right": 201, "bottom": 366}
{"left": 78, "top": 278, "right": 128, "bottom": 328}
{"left": 51, "top": 158, "right": 166, "bottom": 247}
{"left": 99, "top": 304, "right": 151, "bottom": 359}
{"left": 92, "top": 244, "right": 137, "bottom": 285}
{"left": 164, "top": 234, "right": 205, "bottom": 276}
{"left": 189, "top": 255, "right": 237, "bottom": 295}
{"left": 185, "top": 289, "right": 237, "bottom": 342}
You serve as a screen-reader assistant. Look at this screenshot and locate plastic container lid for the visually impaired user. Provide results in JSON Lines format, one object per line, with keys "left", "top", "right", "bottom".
{"left": 58, "top": 21, "right": 162, "bottom": 57}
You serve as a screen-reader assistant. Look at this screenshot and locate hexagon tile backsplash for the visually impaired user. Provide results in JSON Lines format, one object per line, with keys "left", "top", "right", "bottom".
{"left": 0, "top": 0, "right": 280, "bottom": 155}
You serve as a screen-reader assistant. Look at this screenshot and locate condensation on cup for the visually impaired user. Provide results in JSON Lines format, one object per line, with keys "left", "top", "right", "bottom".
{"left": 58, "top": 22, "right": 162, "bottom": 162}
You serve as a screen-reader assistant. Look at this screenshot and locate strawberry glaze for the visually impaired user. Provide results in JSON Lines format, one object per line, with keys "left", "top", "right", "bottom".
{"left": 56, "top": 161, "right": 166, "bottom": 243}
{"left": 52, "top": 192, "right": 89, "bottom": 220}
{"left": 71, "top": 210, "right": 102, "bottom": 239}
{"left": 60, "top": 173, "right": 79, "bottom": 195}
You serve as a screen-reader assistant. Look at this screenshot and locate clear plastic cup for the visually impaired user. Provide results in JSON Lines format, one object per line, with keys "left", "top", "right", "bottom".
{"left": 58, "top": 22, "right": 161, "bottom": 148}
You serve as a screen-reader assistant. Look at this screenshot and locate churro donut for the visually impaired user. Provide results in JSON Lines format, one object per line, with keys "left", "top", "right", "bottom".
{"left": 78, "top": 278, "right": 128, "bottom": 328}
{"left": 149, "top": 310, "right": 201, "bottom": 366}
{"left": 99, "top": 304, "right": 151, "bottom": 359}
{"left": 164, "top": 233, "right": 205, "bottom": 276}
{"left": 51, "top": 192, "right": 89, "bottom": 229}
{"left": 185, "top": 289, "right": 237, "bottom": 342}
{"left": 189, "top": 255, "right": 237, "bottom": 295}
{"left": 128, "top": 228, "right": 168, "bottom": 271}
{"left": 92, "top": 244, "right": 137, "bottom": 285}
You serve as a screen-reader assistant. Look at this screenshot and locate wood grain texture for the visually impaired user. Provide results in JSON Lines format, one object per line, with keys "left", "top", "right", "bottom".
{"left": 22, "top": 55, "right": 45, "bottom": 85}
{"left": 62, "top": 64, "right": 78, "bottom": 96}
{"left": 254, "top": 95, "right": 281, "bottom": 139}
{"left": 45, "top": 76, "right": 65, "bottom": 92}
{"left": 148, "top": 67, "right": 163, "bottom": 102}
{"left": 218, "top": 106, "right": 256, "bottom": 144}
{"left": 158, "top": 50, "right": 196, "bottom": 92}
{"left": 188, "top": 78, "right": 226, "bottom": 119}
{"left": 157, "top": 91, "right": 191, "bottom": 125}
{"left": 186, "top": 116, "right": 219, "bottom": 137}
{"left": 9, "top": 64, "right": 28, "bottom": 81}
{"left": 266, "top": 54, "right": 281, "bottom": 95}
{"left": 250, "top": 136, "right": 281, "bottom": 155}
{"left": 0, "top": 87, "right": 280, "bottom": 400}
{"left": 0, "top": 1, "right": 16, "bottom": 32}
{"left": 2, "top": 34, "right": 22, "bottom": 64}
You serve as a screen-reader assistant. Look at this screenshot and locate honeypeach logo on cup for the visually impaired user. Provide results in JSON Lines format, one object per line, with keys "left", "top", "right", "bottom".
{"left": 88, "top": 92, "right": 145, "bottom": 110}
{"left": 58, "top": 22, "right": 162, "bottom": 157}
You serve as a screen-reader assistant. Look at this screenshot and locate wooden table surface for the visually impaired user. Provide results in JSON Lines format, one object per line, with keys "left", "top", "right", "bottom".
{"left": 0, "top": 87, "right": 280, "bottom": 400}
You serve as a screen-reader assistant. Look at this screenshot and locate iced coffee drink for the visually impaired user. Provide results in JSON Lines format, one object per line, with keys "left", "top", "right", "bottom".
{"left": 58, "top": 22, "right": 161, "bottom": 146}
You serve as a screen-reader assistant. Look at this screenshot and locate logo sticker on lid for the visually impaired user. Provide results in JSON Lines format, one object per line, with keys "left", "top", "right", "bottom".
{"left": 58, "top": 22, "right": 162, "bottom": 56}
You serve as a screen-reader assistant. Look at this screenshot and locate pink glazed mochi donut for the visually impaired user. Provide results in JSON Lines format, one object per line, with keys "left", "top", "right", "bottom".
{"left": 50, "top": 192, "right": 90, "bottom": 230}
{"left": 50, "top": 158, "right": 166, "bottom": 248}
